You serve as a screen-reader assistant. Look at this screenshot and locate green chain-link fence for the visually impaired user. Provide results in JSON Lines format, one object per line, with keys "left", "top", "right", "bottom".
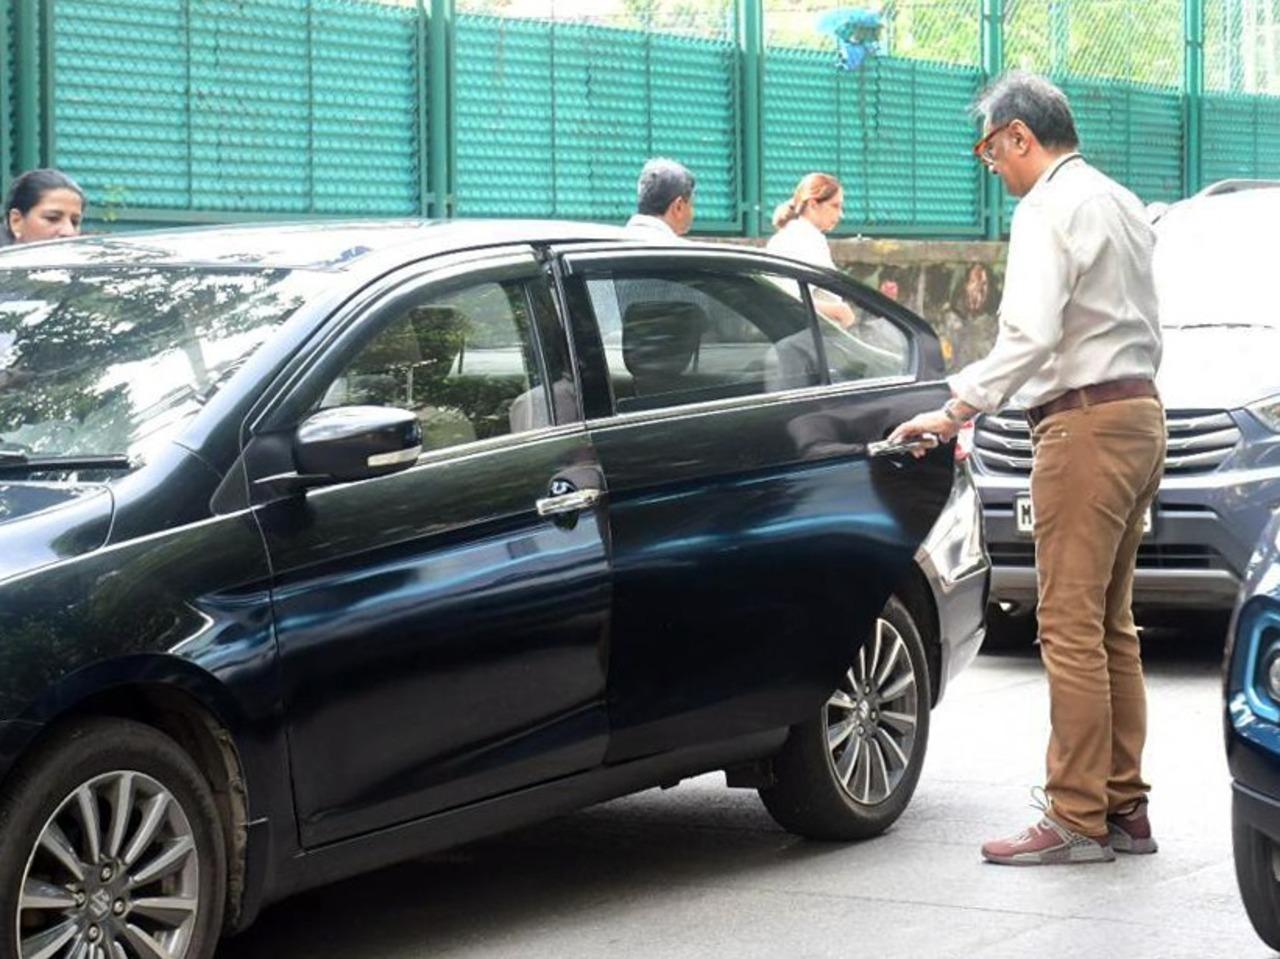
{"left": 1, "top": 0, "right": 1277, "bottom": 237}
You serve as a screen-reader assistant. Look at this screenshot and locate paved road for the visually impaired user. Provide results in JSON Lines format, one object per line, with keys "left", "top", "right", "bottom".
{"left": 223, "top": 631, "right": 1273, "bottom": 958}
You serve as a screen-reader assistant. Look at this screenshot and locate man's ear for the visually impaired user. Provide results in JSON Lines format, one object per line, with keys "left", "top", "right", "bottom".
{"left": 1010, "top": 120, "right": 1035, "bottom": 155}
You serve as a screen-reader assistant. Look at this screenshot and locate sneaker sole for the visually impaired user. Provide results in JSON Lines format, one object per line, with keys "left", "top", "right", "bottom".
{"left": 982, "top": 845, "right": 1117, "bottom": 866}
{"left": 1109, "top": 832, "right": 1158, "bottom": 855}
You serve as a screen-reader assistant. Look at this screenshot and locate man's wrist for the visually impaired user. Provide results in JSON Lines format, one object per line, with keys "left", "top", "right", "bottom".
{"left": 942, "top": 399, "right": 970, "bottom": 425}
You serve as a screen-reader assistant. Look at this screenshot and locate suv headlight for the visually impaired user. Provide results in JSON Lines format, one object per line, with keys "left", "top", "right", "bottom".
{"left": 1248, "top": 394, "right": 1280, "bottom": 433}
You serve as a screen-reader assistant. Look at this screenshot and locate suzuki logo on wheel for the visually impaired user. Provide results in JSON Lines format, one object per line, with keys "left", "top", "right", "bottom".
{"left": 89, "top": 889, "right": 112, "bottom": 919}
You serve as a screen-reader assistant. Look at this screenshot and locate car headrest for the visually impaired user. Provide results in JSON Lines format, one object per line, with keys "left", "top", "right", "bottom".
{"left": 622, "top": 301, "right": 708, "bottom": 378}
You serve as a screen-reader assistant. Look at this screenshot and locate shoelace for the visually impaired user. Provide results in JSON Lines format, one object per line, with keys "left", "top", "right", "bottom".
{"left": 1029, "top": 785, "right": 1051, "bottom": 816}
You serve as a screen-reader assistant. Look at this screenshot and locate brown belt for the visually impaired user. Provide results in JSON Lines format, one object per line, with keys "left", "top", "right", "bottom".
{"left": 1026, "top": 377, "right": 1159, "bottom": 428}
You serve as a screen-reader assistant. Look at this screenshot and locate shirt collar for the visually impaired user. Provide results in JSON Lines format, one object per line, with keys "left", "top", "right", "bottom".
{"left": 626, "top": 213, "right": 678, "bottom": 236}
{"left": 1030, "top": 152, "right": 1084, "bottom": 193}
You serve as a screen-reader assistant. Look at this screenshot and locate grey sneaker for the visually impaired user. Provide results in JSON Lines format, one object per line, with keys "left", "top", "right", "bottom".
{"left": 982, "top": 816, "right": 1116, "bottom": 866}
{"left": 1108, "top": 800, "right": 1158, "bottom": 854}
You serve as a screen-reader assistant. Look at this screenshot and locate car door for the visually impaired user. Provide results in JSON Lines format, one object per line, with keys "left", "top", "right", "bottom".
{"left": 555, "top": 248, "right": 955, "bottom": 763}
{"left": 246, "top": 249, "right": 611, "bottom": 846}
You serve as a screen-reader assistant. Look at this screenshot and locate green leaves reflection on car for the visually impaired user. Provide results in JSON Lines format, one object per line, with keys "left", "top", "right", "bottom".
{"left": 0, "top": 266, "right": 309, "bottom": 461}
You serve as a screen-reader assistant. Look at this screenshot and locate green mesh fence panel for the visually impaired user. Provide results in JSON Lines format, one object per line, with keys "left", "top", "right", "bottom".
{"left": 1065, "top": 80, "right": 1183, "bottom": 200}
{"left": 51, "top": 0, "right": 420, "bottom": 217}
{"left": 1005, "top": 0, "right": 1182, "bottom": 87}
{"left": 1202, "top": 92, "right": 1280, "bottom": 181}
{"left": 454, "top": 14, "right": 737, "bottom": 224}
{"left": 764, "top": 0, "right": 981, "bottom": 66}
{"left": 53, "top": 0, "right": 189, "bottom": 210}
{"left": 764, "top": 49, "right": 983, "bottom": 233}
{"left": 1205, "top": 0, "right": 1280, "bottom": 94}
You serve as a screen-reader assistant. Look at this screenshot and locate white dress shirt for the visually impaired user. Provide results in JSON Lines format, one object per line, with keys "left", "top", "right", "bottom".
{"left": 624, "top": 214, "right": 686, "bottom": 242}
{"left": 949, "top": 154, "right": 1162, "bottom": 412}
{"left": 766, "top": 217, "right": 837, "bottom": 270}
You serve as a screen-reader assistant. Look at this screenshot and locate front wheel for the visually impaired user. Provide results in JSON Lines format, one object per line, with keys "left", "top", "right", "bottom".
{"left": 1233, "top": 808, "right": 1280, "bottom": 950}
{"left": 0, "top": 718, "right": 227, "bottom": 959}
{"left": 759, "top": 595, "right": 931, "bottom": 840}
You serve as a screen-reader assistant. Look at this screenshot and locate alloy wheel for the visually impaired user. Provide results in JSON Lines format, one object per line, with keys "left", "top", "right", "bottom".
{"left": 824, "top": 616, "right": 920, "bottom": 806}
{"left": 16, "top": 770, "right": 200, "bottom": 959}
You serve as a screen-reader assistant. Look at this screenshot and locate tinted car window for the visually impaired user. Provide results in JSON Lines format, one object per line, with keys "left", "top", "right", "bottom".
{"left": 805, "top": 281, "right": 912, "bottom": 384}
{"left": 582, "top": 270, "right": 818, "bottom": 413}
{"left": 0, "top": 266, "right": 310, "bottom": 463}
{"left": 319, "top": 279, "right": 548, "bottom": 453}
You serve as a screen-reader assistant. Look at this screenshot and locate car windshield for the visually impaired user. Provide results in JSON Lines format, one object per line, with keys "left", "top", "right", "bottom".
{"left": 0, "top": 266, "right": 311, "bottom": 465}
{"left": 1154, "top": 192, "right": 1280, "bottom": 329}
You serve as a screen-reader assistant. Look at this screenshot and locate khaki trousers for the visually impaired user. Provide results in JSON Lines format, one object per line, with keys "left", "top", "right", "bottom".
{"left": 1029, "top": 395, "right": 1166, "bottom": 838}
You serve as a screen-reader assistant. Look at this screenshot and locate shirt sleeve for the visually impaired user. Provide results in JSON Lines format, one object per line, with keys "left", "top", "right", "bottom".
{"left": 948, "top": 202, "right": 1075, "bottom": 412}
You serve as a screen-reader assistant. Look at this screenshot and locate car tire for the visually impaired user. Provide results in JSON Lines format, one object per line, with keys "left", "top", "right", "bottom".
{"left": 982, "top": 604, "right": 1038, "bottom": 652}
{"left": 1233, "top": 809, "right": 1280, "bottom": 950}
{"left": 759, "top": 595, "right": 931, "bottom": 840}
{"left": 0, "top": 717, "right": 226, "bottom": 959}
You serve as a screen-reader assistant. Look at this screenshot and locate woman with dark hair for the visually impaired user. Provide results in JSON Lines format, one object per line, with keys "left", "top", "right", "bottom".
{"left": 4, "top": 169, "right": 85, "bottom": 244}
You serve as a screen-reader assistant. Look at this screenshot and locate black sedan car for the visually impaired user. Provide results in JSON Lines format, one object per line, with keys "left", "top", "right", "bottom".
{"left": 0, "top": 222, "right": 988, "bottom": 959}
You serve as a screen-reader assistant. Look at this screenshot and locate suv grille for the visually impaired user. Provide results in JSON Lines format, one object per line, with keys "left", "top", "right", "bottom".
{"left": 988, "top": 542, "right": 1230, "bottom": 571}
{"left": 973, "top": 410, "right": 1241, "bottom": 477}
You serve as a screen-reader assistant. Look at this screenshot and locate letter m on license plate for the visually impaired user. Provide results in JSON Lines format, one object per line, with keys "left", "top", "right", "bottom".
{"left": 1014, "top": 495, "right": 1152, "bottom": 537}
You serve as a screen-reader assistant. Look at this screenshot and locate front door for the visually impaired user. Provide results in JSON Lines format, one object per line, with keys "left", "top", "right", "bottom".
{"left": 250, "top": 254, "right": 611, "bottom": 846}
{"left": 557, "top": 249, "right": 954, "bottom": 762}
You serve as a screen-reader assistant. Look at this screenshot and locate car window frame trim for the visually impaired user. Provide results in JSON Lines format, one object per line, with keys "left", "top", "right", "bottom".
{"left": 554, "top": 246, "right": 926, "bottom": 423}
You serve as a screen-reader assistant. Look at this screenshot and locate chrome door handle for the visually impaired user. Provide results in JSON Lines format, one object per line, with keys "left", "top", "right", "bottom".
{"left": 536, "top": 488, "right": 602, "bottom": 517}
{"left": 867, "top": 433, "right": 940, "bottom": 458}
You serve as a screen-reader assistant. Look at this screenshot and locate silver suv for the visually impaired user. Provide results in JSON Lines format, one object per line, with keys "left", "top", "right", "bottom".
{"left": 972, "top": 180, "right": 1280, "bottom": 644}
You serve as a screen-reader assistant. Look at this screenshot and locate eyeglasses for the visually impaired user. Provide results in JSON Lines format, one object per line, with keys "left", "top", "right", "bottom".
{"left": 973, "top": 121, "right": 1014, "bottom": 166}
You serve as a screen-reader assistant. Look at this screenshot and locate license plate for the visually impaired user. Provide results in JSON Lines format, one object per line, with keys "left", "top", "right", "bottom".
{"left": 1014, "top": 495, "right": 1153, "bottom": 536}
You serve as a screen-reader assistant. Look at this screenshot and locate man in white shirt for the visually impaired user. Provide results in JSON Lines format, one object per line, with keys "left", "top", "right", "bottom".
{"left": 624, "top": 158, "right": 695, "bottom": 240}
{"left": 890, "top": 72, "right": 1165, "bottom": 866}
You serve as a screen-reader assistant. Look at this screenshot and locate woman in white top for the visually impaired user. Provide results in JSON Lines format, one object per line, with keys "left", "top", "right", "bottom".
{"left": 766, "top": 172, "right": 857, "bottom": 328}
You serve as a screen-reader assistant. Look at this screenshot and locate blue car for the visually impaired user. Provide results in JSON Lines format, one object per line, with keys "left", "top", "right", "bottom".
{"left": 1226, "top": 509, "right": 1280, "bottom": 949}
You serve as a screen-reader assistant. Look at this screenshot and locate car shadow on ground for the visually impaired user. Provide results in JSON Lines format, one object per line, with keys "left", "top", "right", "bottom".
{"left": 220, "top": 785, "right": 855, "bottom": 957}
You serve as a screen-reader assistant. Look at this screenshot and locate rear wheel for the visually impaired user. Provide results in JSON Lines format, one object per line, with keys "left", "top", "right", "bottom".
{"left": 0, "top": 718, "right": 226, "bottom": 959}
{"left": 1233, "top": 809, "right": 1280, "bottom": 950}
{"left": 759, "top": 595, "right": 931, "bottom": 840}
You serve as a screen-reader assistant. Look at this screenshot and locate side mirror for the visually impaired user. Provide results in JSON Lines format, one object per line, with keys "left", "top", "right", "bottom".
{"left": 293, "top": 405, "right": 422, "bottom": 483}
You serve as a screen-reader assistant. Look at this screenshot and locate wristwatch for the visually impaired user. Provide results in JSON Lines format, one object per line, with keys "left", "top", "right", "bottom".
{"left": 942, "top": 399, "right": 968, "bottom": 425}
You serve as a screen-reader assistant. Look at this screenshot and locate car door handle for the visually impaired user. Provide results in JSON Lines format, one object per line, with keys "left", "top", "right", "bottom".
{"left": 536, "top": 488, "right": 602, "bottom": 517}
{"left": 867, "top": 433, "right": 940, "bottom": 458}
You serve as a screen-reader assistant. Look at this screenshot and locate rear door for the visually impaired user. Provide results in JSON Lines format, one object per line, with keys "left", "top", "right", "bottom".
{"left": 247, "top": 249, "right": 612, "bottom": 846}
{"left": 555, "top": 248, "right": 955, "bottom": 762}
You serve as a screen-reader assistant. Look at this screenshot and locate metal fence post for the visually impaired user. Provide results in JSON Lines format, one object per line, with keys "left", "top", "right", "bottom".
{"left": 980, "top": 0, "right": 1004, "bottom": 239}
{"left": 14, "top": 0, "right": 41, "bottom": 172}
{"left": 1049, "top": 0, "right": 1069, "bottom": 76}
{"left": 737, "top": 0, "right": 763, "bottom": 238}
{"left": 428, "top": 0, "right": 454, "bottom": 218}
{"left": 1184, "top": 0, "right": 1204, "bottom": 195}
{"left": 0, "top": 1, "right": 12, "bottom": 195}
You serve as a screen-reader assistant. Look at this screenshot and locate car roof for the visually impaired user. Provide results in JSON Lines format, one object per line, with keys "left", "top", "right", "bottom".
{"left": 0, "top": 218, "right": 639, "bottom": 272}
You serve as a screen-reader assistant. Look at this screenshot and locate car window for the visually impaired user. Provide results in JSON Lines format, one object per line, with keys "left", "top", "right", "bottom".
{"left": 804, "top": 281, "right": 912, "bottom": 384}
{"left": 318, "top": 279, "right": 549, "bottom": 453}
{"left": 581, "top": 269, "right": 818, "bottom": 413}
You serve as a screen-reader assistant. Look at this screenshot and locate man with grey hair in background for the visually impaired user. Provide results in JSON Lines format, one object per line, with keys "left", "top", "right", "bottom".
{"left": 889, "top": 71, "right": 1165, "bottom": 866}
{"left": 625, "top": 157, "right": 695, "bottom": 239}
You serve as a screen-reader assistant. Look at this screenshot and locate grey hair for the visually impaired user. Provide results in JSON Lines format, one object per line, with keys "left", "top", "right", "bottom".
{"left": 973, "top": 71, "right": 1080, "bottom": 150}
{"left": 636, "top": 158, "right": 695, "bottom": 216}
